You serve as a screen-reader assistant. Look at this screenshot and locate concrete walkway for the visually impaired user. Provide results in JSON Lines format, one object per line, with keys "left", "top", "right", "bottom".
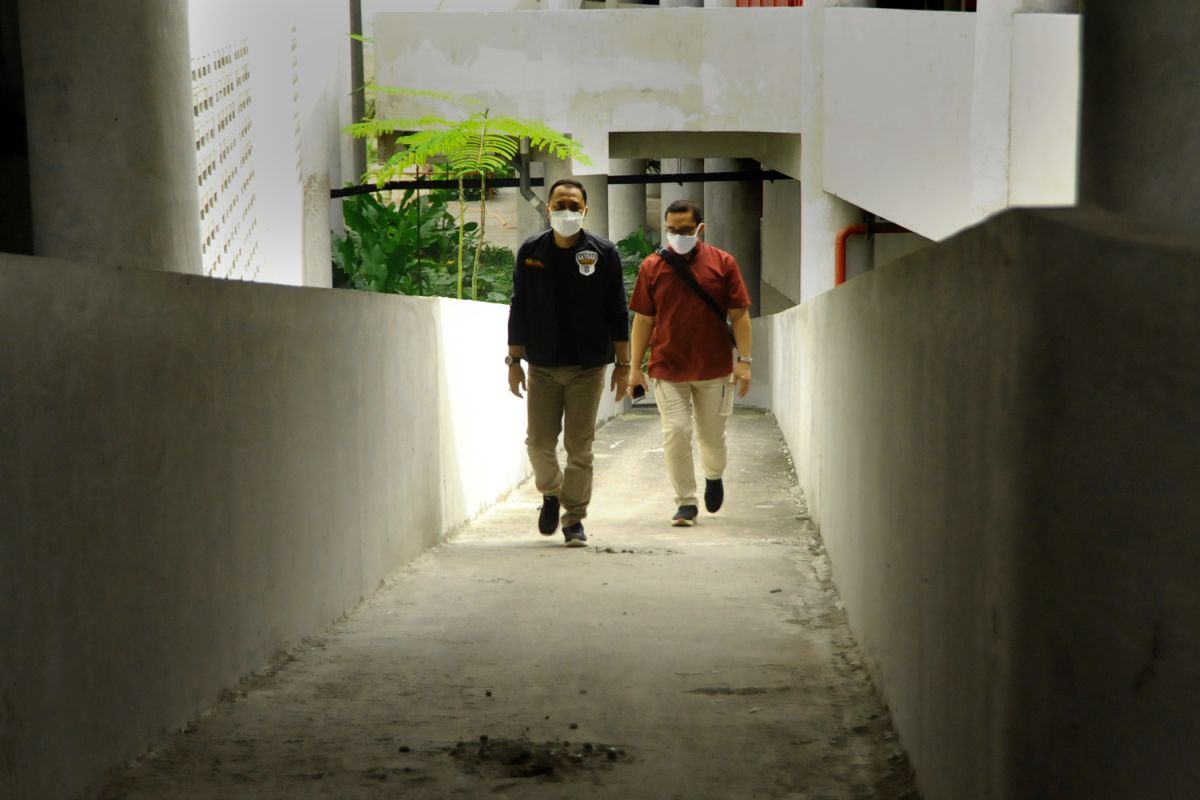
{"left": 96, "top": 409, "right": 917, "bottom": 800}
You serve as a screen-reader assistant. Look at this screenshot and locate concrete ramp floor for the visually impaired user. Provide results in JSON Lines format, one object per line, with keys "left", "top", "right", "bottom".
{"left": 96, "top": 409, "right": 917, "bottom": 800}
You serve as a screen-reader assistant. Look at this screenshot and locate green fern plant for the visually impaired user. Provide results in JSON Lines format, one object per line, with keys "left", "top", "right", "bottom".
{"left": 347, "top": 87, "right": 590, "bottom": 300}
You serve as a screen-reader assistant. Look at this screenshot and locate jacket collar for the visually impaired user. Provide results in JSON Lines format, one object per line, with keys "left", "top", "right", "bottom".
{"left": 537, "top": 228, "right": 602, "bottom": 252}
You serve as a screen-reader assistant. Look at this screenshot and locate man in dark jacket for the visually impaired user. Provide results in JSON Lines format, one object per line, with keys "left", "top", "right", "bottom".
{"left": 506, "top": 178, "right": 631, "bottom": 547}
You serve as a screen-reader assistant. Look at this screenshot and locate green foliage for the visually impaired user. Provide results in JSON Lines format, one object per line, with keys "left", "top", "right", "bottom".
{"left": 332, "top": 190, "right": 454, "bottom": 294}
{"left": 470, "top": 243, "right": 517, "bottom": 304}
{"left": 347, "top": 89, "right": 590, "bottom": 181}
{"left": 616, "top": 225, "right": 659, "bottom": 298}
{"left": 332, "top": 190, "right": 515, "bottom": 304}
{"left": 345, "top": 86, "right": 588, "bottom": 301}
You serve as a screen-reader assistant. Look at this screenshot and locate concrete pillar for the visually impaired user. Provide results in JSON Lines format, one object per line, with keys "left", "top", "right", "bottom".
{"left": 661, "top": 0, "right": 703, "bottom": 7}
{"left": 704, "top": 0, "right": 737, "bottom": 6}
{"left": 704, "top": 158, "right": 762, "bottom": 317}
{"left": 18, "top": 0, "right": 202, "bottom": 274}
{"left": 660, "top": 157, "right": 704, "bottom": 243}
{"left": 1079, "top": 1, "right": 1200, "bottom": 233}
{"left": 544, "top": 155, "right": 609, "bottom": 243}
{"left": 608, "top": 158, "right": 647, "bottom": 243}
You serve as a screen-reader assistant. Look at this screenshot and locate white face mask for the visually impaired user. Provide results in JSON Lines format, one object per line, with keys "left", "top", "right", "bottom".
{"left": 668, "top": 230, "right": 699, "bottom": 255}
{"left": 549, "top": 210, "right": 585, "bottom": 237}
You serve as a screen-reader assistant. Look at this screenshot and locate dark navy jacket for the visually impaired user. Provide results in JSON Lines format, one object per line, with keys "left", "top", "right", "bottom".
{"left": 507, "top": 229, "right": 629, "bottom": 369}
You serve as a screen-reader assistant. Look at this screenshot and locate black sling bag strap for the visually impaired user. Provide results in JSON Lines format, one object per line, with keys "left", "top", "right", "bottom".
{"left": 656, "top": 247, "right": 737, "bottom": 347}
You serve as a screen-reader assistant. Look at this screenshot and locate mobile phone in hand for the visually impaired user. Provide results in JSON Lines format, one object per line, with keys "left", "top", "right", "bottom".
{"left": 632, "top": 384, "right": 646, "bottom": 399}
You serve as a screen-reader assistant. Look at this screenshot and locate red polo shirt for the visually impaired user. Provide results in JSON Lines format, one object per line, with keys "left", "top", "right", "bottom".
{"left": 629, "top": 242, "right": 751, "bottom": 382}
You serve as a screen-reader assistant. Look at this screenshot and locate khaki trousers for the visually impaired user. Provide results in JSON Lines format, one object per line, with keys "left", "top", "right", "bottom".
{"left": 652, "top": 375, "right": 733, "bottom": 507}
{"left": 525, "top": 365, "right": 607, "bottom": 527}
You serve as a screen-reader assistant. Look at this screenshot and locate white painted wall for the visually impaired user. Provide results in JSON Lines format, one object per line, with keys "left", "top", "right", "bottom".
{"left": 1009, "top": 13, "right": 1080, "bottom": 207}
{"left": 822, "top": 9, "right": 1080, "bottom": 242}
{"left": 188, "top": 0, "right": 355, "bottom": 286}
{"left": 823, "top": 10, "right": 977, "bottom": 241}
{"left": 371, "top": 9, "right": 805, "bottom": 171}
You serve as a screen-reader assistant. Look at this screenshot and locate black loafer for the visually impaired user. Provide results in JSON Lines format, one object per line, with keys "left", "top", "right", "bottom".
{"left": 538, "top": 495, "right": 560, "bottom": 535}
{"left": 704, "top": 478, "right": 724, "bottom": 513}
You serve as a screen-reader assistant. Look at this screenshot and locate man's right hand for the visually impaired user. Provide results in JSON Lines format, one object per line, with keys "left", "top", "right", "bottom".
{"left": 508, "top": 364, "right": 526, "bottom": 398}
{"left": 626, "top": 367, "right": 648, "bottom": 399}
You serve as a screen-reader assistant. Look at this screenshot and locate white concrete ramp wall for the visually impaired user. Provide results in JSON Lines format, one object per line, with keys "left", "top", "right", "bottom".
{"left": 0, "top": 256, "right": 620, "bottom": 800}
{"left": 765, "top": 209, "right": 1200, "bottom": 799}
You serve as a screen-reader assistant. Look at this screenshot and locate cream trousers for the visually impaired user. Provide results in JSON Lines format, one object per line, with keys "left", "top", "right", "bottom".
{"left": 652, "top": 374, "right": 733, "bottom": 507}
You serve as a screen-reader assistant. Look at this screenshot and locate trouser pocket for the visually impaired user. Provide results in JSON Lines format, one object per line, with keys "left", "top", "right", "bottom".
{"left": 720, "top": 378, "right": 735, "bottom": 417}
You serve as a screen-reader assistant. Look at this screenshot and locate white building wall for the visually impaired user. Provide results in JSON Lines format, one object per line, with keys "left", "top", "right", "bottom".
{"left": 822, "top": 9, "right": 1079, "bottom": 242}
{"left": 823, "top": 10, "right": 978, "bottom": 241}
{"left": 370, "top": 5, "right": 1078, "bottom": 300}
{"left": 178, "top": 4, "right": 1080, "bottom": 292}
{"left": 371, "top": 9, "right": 805, "bottom": 171}
{"left": 188, "top": 0, "right": 355, "bottom": 286}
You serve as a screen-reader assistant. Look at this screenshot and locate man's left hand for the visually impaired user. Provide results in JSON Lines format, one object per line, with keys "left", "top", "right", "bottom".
{"left": 733, "top": 362, "right": 752, "bottom": 397}
{"left": 611, "top": 365, "right": 631, "bottom": 398}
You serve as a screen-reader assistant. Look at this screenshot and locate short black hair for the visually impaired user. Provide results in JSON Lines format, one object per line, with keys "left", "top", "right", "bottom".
{"left": 548, "top": 178, "right": 587, "bottom": 205}
{"left": 665, "top": 199, "right": 702, "bottom": 225}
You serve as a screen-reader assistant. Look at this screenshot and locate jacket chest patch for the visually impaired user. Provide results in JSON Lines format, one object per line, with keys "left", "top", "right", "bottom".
{"left": 575, "top": 250, "right": 599, "bottom": 276}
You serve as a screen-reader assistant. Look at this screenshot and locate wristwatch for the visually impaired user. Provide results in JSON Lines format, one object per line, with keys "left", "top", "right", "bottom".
{"left": 504, "top": 355, "right": 522, "bottom": 366}
{"left": 737, "top": 355, "right": 753, "bottom": 364}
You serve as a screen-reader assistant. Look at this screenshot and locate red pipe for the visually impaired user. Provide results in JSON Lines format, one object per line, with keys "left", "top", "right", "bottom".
{"left": 835, "top": 222, "right": 910, "bottom": 287}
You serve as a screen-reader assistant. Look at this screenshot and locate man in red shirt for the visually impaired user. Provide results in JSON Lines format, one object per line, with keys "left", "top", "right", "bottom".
{"left": 626, "top": 200, "right": 753, "bottom": 526}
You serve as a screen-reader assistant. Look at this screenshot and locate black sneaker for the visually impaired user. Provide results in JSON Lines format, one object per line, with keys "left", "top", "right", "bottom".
{"left": 671, "top": 505, "right": 699, "bottom": 527}
{"left": 704, "top": 478, "right": 724, "bottom": 513}
{"left": 538, "top": 496, "right": 560, "bottom": 535}
{"left": 563, "top": 522, "right": 587, "bottom": 547}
